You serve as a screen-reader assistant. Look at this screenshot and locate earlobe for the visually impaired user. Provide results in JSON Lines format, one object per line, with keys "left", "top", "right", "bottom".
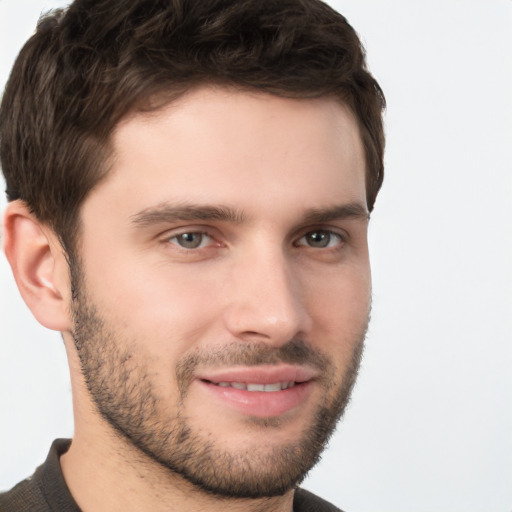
{"left": 2, "top": 200, "right": 73, "bottom": 332}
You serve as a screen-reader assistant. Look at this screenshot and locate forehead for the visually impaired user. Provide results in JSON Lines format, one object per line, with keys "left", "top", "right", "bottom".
{"left": 85, "top": 87, "right": 367, "bottom": 221}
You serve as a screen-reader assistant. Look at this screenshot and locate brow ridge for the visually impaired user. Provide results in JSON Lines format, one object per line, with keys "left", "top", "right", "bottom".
{"left": 301, "top": 203, "right": 370, "bottom": 224}
{"left": 130, "top": 201, "right": 369, "bottom": 228}
{"left": 130, "top": 203, "right": 246, "bottom": 227}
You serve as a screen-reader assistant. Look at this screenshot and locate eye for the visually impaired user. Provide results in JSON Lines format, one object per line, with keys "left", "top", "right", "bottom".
{"left": 169, "top": 232, "right": 212, "bottom": 249}
{"left": 296, "top": 230, "right": 343, "bottom": 249}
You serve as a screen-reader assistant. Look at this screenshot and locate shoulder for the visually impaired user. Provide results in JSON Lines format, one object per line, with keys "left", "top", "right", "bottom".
{"left": 0, "top": 439, "right": 79, "bottom": 512}
{"left": 293, "top": 487, "right": 345, "bottom": 512}
{"left": 0, "top": 469, "right": 50, "bottom": 512}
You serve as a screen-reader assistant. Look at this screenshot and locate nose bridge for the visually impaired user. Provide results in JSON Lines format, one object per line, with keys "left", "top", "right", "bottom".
{"left": 224, "top": 240, "right": 310, "bottom": 344}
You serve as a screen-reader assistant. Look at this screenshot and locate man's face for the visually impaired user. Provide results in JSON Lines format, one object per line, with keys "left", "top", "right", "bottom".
{"left": 70, "top": 87, "right": 371, "bottom": 497}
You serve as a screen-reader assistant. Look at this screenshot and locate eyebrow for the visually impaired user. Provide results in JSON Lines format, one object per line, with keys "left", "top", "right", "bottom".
{"left": 130, "top": 201, "right": 369, "bottom": 228}
{"left": 301, "top": 203, "right": 370, "bottom": 224}
{"left": 130, "top": 203, "right": 246, "bottom": 227}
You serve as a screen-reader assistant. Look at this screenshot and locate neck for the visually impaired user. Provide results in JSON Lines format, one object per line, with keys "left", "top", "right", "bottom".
{"left": 61, "top": 422, "right": 295, "bottom": 512}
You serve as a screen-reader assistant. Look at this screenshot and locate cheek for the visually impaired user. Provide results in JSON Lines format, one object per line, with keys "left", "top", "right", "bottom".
{"left": 83, "top": 255, "right": 226, "bottom": 357}
{"left": 304, "top": 263, "right": 371, "bottom": 348}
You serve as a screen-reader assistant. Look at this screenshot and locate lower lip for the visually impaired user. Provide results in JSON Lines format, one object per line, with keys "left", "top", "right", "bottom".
{"left": 197, "top": 380, "right": 313, "bottom": 418}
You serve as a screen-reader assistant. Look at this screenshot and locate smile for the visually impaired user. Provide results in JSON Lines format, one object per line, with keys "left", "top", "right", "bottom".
{"left": 208, "top": 381, "right": 296, "bottom": 391}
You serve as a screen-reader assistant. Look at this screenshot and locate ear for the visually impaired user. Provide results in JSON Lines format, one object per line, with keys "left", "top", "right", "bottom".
{"left": 2, "top": 200, "right": 73, "bottom": 332}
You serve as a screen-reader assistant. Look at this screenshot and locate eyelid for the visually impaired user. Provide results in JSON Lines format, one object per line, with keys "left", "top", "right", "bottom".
{"left": 293, "top": 226, "right": 348, "bottom": 246}
{"left": 159, "top": 223, "right": 215, "bottom": 237}
{"left": 160, "top": 226, "right": 219, "bottom": 247}
{"left": 171, "top": 231, "right": 213, "bottom": 249}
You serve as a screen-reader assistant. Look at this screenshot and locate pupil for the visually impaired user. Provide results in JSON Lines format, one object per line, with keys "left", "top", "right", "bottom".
{"left": 308, "top": 231, "right": 329, "bottom": 247}
{"left": 179, "top": 233, "right": 202, "bottom": 248}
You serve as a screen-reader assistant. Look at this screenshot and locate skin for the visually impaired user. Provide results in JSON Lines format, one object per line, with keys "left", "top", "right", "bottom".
{"left": 3, "top": 86, "right": 371, "bottom": 512}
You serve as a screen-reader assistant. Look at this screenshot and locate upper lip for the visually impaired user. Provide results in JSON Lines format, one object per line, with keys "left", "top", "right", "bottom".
{"left": 196, "top": 364, "right": 317, "bottom": 385}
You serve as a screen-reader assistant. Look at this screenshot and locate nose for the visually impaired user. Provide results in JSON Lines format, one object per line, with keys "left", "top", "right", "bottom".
{"left": 222, "top": 244, "right": 312, "bottom": 346}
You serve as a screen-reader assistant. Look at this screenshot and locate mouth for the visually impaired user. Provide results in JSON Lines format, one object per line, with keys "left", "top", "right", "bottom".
{"left": 203, "top": 380, "right": 298, "bottom": 392}
{"left": 195, "top": 365, "right": 315, "bottom": 418}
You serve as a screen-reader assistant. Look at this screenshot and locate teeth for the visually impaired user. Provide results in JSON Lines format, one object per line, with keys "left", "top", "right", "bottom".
{"left": 214, "top": 381, "right": 296, "bottom": 391}
{"left": 247, "top": 383, "right": 265, "bottom": 391}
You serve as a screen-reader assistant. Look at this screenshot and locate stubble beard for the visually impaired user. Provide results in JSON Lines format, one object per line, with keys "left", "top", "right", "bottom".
{"left": 70, "top": 271, "right": 367, "bottom": 499}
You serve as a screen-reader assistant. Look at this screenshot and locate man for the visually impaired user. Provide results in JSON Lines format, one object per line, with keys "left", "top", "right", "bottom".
{"left": 0, "top": 0, "right": 385, "bottom": 510}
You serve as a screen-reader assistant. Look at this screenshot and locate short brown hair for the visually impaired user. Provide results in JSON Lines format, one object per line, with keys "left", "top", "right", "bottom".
{"left": 0, "top": 0, "right": 385, "bottom": 254}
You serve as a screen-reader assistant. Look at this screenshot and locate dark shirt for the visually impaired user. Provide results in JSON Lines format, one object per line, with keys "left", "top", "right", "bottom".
{"left": 0, "top": 439, "right": 343, "bottom": 511}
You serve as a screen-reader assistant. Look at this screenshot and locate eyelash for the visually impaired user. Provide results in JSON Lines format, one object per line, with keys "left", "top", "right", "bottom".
{"left": 167, "top": 231, "right": 215, "bottom": 250}
{"left": 294, "top": 229, "right": 345, "bottom": 250}
{"left": 164, "top": 228, "right": 346, "bottom": 251}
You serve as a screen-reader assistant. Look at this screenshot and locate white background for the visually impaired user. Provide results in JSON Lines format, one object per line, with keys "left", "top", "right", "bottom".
{"left": 1, "top": 1, "right": 511, "bottom": 511}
